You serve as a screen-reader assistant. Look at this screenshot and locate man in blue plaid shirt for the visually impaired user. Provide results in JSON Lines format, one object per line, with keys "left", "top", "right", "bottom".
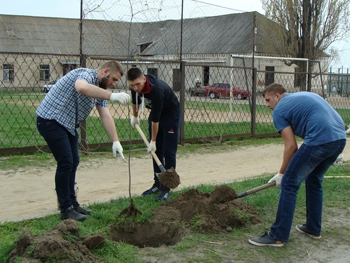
{"left": 36, "top": 60, "right": 130, "bottom": 221}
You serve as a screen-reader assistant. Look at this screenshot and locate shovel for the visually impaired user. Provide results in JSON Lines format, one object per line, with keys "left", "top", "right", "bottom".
{"left": 134, "top": 123, "right": 180, "bottom": 189}
{"left": 236, "top": 181, "right": 276, "bottom": 199}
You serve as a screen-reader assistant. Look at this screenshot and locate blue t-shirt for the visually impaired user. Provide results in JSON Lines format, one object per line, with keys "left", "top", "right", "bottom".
{"left": 36, "top": 68, "right": 108, "bottom": 135}
{"left": 273, "top": 92, "right": 346, "bottom": 146}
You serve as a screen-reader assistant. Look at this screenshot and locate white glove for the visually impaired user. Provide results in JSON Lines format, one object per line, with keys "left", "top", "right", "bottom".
{"left": 268, "top": 172, "right": 284, "bottom": 187}
{"left": 112, "top": 141, "right": 125, "bottom": 160}
{"left": 130, "top": 116, "right": 139, "bottom": 127}
{"left": 147, "top": 141, "right": 156, "bottom": 152}
{"left": 110, "top": 92, "right": 131, "bottom": 105}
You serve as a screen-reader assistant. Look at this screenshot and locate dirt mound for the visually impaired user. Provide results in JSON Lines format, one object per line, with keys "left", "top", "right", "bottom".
{"left": 8, "top": 185, "right": 263, "bottom": 260}
{"left": 8, "top": 219, "right": 105, "bottom": 263}
{"left": 110, "top": 185, "right": 262, "bottom": 247}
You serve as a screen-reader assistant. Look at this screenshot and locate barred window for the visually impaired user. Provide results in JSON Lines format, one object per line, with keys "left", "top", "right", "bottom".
{"left": 147, "top": 68, "right": 158, "bottom": 78}
{"left": 40, "top": 64, "right": 50, "bottom": 81}
{"left": 265, "top": 66, "right": 275, "bottom": 86}
{"left": 3, "top": 64, "right": 14, "bottom": 82}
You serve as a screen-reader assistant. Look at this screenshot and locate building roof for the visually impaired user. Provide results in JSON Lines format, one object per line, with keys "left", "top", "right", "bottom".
{"left": 0, "top": 12, "right": 272, "bottom": 57}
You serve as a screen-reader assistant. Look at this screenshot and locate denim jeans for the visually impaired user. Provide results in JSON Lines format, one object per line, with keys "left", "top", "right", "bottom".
{"left": 37, "top": 117, "right": 79, "bottom": 212}
{"left": 270, "top": 139, "right": 346, "bottom": 242}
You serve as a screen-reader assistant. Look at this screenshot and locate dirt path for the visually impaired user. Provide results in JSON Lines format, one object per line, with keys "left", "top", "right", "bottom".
{"left": 1, "top": 140, "right": 349, "bottom": 223}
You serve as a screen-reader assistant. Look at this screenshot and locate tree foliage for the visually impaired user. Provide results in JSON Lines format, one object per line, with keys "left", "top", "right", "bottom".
{"left": 261, "top": 0, "right": 349, "bottom": 62}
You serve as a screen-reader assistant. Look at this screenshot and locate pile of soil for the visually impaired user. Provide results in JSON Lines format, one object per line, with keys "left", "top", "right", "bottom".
{"left": 110, "top": 185, "right": 262, "bottom": 247}
{"left": 8, "top": 219, "right": 105, "bottom": 263}
{"left": 8, "top": 185, "right": 263, "bottom": 261}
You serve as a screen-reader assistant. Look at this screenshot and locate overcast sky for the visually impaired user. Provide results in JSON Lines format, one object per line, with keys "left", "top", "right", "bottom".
{"left": 0, "top": 0, "right": 348, "bottom": 70}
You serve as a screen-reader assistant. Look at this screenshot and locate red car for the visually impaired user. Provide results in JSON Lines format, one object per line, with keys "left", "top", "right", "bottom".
{"left": 205, "top": 82, "right": 249, "bottom": 100}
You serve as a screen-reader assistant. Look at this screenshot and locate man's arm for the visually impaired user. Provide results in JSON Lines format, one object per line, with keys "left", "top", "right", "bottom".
{"left": 97, "top": 106, "right": 119, "bottom": 142}
{"left": 279, "top": 125, "right": 298, "bottom": 174}
{"left": 75, "top": 79, "right": 112, "bottom": 100}
{"left": 151, "top": 121, "right": 159, "bottom": 142}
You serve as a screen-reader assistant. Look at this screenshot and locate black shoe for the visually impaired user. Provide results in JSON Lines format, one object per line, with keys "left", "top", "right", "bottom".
{"left": 142, "top": 184, "right": 160, "bottom": 196}
{"left": 73, "top": 204, "right": 92, "bottom": 215}
{"left": 60, "top": 206, "right": 86, "bottom": 221}
{"left": 155, "top": 189, "right": 170, "bottom": 201}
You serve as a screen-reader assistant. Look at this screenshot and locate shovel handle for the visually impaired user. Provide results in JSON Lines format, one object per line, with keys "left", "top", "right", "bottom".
{"left": 134, "top": 124, "right": 166, "bottom": 173}
{"left": 237, "top": 181, "right": 276, "bottom": 198}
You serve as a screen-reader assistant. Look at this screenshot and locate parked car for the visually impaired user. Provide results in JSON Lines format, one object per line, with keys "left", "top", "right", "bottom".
{"left": 41, "top": 80, "right": 57, "bottom": 93}
{"left": 205, "top": 82, "right": 249, "bottom": 100}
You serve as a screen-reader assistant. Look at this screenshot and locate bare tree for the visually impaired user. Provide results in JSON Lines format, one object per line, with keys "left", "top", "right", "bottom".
{"left": 261, "top": 0, "right": 350, "bottom": 90}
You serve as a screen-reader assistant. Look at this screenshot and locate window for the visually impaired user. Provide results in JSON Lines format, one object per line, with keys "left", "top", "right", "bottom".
{"left": 265, "top": 66, "right": 275, "bottom": 86}
{"left": 3, "top": 64, "right": 14, "bottom": 82}
{"left": 40, "top": 65, "right": 50, "bottom": 81}
{"left": 147, "top": 68, "right": 158, "bottom": 78}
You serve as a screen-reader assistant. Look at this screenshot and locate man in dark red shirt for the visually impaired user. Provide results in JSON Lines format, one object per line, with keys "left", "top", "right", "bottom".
{"left": 127, "top": 67, "right": 180, "bottom": 201}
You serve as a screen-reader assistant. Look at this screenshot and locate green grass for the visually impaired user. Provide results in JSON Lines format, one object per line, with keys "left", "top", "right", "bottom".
{"left": 1, "top": 171, "right": 349, "bottom": 262}
{"left": 0, "top": 94, "right": 278, "bottom": 151}
{"left": 0, "top": 139, "right": 349, "bottom": 262}
{"left": 2, "top": 92, "right": 349, "bottom": 151}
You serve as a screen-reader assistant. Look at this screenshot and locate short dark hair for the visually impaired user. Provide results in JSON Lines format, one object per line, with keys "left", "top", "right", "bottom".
{"left": 127, "top": 67, "right": 143, "bottom": 81}
{"left": 262, "top": 83, "right": 287, "bottom": 98}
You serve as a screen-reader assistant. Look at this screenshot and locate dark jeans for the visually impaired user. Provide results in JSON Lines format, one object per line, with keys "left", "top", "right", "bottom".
{"left": 37, "top": 116, "right": 79, "bottom": 212}
{"left": 149, "top": 107, "right": 181, "bottom": 189}
{"left": 269, "top": 139, "right": 346, "bottom": 242}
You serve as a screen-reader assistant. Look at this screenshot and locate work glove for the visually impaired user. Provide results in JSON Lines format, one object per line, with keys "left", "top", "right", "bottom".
{"left": 147, "top": 140, "right": 156, "bottom": 152}
{"left": 268, "top": 172, "right": 283, "bottom": 187}
{"left": 112, "top": 141, "right": 125, "bottom": 160}
{"left": 110, "top": 92, "right": 131, "bottom": 105}
{"left": 130, "top": 116, "right": 139, "bottom": 127}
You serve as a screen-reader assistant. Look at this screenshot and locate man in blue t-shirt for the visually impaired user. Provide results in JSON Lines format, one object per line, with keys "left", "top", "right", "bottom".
{"left": 36, "top": 60, "right": 130, "bottom": 221}
{"left": 249, "top": 83, "right": 346, "bottom": 247}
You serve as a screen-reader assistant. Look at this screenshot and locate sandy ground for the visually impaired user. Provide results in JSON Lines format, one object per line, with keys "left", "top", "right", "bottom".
{"left": 1, "top": 140, "right": 349, "bottom": 223}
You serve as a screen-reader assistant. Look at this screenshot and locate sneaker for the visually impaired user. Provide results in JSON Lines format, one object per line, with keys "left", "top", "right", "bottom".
{"left": 248, "top": 232, "right": 284, "bottom": 247}
{"left": 73, "top": 204, "right": 92, "bottom": 215}
{"left": 60, "top": 206, "right": 86, "bottom": 221}
{"left": 142, "top": 184, "right": 160, "bottom": 196}
{"left": 295, "top": 225, "right": 321, "bottom": 239}
{"left": 155, "top": 190, "right": 170, "bottom": 201}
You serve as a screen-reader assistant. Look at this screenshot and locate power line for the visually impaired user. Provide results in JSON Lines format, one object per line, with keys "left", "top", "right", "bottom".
{"left": 190, "top": 0, "right": 247, "bottom": 13}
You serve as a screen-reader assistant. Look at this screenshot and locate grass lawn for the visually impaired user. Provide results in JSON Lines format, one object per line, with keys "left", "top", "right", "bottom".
{"left": 1, "top": 138, "right": 350, "bottom": 262}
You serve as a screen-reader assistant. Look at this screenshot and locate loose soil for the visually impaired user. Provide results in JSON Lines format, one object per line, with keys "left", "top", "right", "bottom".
{"left": 3, "top": 141, "right": 350, "bottom": 262}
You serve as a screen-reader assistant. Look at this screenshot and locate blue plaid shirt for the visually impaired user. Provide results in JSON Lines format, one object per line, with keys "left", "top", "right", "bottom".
{"left": 36, "top": 68, "right": 108, "bottom": 135}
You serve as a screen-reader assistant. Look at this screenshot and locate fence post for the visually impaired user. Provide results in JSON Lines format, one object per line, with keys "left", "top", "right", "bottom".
{"left": 79, "top": 0, "right": 88, "bottom": 154}
{"left": 179, "top": 61, "right": 185, "bottom": 146}
{"left": 251, "top": 68, "right": 257, "bottom": 137}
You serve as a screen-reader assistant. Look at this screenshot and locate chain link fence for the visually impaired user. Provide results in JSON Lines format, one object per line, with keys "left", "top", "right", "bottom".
{"left": 1, "top": 0, "right": 350, "bottom": 154}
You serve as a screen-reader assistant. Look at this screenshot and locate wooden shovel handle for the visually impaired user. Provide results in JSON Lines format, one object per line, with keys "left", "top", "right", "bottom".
{"left": 237, "top": 181, "right": 276, "bottom": 198}
{"left": 134, "top": 124, "right": 166, "bottom": 173}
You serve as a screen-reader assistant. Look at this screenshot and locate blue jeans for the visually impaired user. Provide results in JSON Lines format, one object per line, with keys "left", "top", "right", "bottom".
{"left": 37, "top": 117, "right": 79, "bottom": 212}
{"left": 148, "top": 107, "right": 181, "bottom": 189}
{"left": 270, "top": 139, "right": 346, "bottom": 242}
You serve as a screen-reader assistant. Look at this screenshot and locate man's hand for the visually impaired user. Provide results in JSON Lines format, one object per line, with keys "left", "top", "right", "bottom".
{"left": 112, "top": 141, "right": 125, "bottom": 160}
{"left": 110, "top": 92, "right": 131, "bottom": 105}
{"left": 147, "top": 141, "right": 156, "bottom": 152}
{"left": 268, "top": 173, "right": 284, "bottom": 187}
{"left": 130, "top": 116, "right": 139, "bottom": 127}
